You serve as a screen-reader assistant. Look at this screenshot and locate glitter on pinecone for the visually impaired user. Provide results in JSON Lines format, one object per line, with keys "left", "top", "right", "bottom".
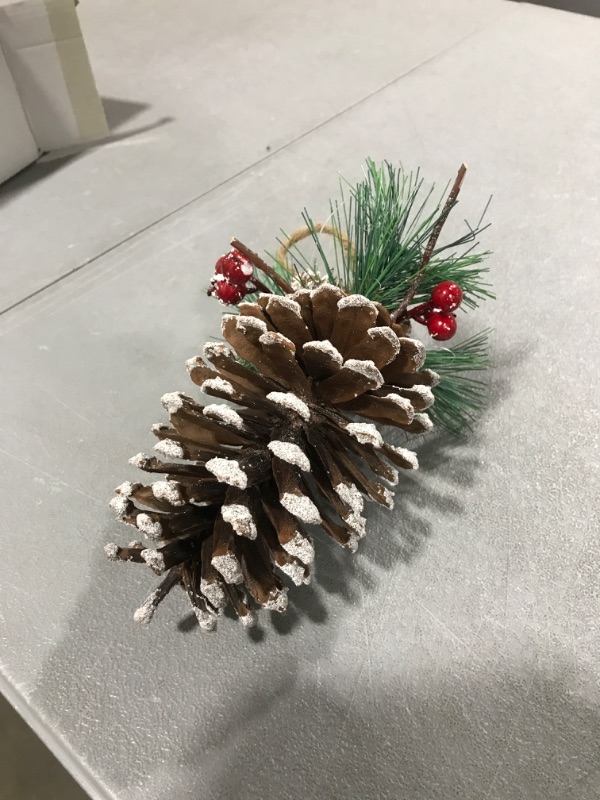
{"left": 106, "top": 285, "right": 439, "bottom": 630}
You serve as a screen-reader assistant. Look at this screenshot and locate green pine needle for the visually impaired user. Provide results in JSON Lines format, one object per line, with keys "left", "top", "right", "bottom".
{"left": 425, "top": 330, "right": 492, "bottom": 434}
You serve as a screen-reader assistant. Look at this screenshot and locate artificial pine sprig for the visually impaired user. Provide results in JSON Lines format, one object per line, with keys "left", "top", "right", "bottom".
{"left": 279, "top": 159, "right": 493, "bottom": 312}
{"left": 424, "top": 330, "right": 492, "bottom": 433}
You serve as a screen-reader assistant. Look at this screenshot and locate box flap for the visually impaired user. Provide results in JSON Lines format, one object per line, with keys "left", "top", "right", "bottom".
{"left": 0, "top": 39, "right": 38, "bottom": 183}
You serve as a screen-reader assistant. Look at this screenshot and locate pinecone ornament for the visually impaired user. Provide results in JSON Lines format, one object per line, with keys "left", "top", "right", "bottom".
{"left": 106, "top": 284, "right": 439, "bottom": 630}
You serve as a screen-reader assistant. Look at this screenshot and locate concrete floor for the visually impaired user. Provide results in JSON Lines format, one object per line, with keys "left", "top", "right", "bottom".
{"left": 1, "top": 2, "right": 600, "bottom": 799}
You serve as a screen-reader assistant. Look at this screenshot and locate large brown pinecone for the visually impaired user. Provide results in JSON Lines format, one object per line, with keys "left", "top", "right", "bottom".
{"left": 106, "top": 285, "right": 439, "bottom": 630}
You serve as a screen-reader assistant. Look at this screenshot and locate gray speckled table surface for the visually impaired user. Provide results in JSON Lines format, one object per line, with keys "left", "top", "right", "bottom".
{"left": 1, "top": 2, "right": 599, "bottom": 799}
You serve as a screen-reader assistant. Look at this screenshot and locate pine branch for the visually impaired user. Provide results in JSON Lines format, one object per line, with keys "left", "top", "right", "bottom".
{"left": 425, "top": 329, "right": 492, "bottom": 433}
{"left": 287, "top": 160, "right": 492, "bottom": 313}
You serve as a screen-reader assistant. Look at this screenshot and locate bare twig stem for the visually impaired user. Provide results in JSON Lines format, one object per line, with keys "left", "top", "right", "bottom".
{"left": 230, "top": 238, "right": 294, "bottom": 294}
{"left": 391, "top": 163, "right": 467, "bottom": 322}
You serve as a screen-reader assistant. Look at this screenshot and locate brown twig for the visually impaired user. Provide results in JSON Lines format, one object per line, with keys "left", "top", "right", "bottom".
{"left": 391, "top": 163, "right": 467, "bottom": 322}
{"left": 230, "top": 237, "right": 294, "bottom": 294}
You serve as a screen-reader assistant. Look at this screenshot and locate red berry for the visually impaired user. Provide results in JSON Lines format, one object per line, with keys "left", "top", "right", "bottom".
{"left": 212, "top": 278, "right": 247, "bottom": 305}
{"left": 431, "top": 281, "right": 463, "bottom": 313}
{"left": 215, "top": 250, "right": 253, "bottom": 285}
{"left": 427, "top": 312, "right": 457, "bottom": 341}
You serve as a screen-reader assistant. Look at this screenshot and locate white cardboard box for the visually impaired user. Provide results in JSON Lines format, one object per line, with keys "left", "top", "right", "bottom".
{"left": 0, "top": 0, "right": 108, "bottom": 185}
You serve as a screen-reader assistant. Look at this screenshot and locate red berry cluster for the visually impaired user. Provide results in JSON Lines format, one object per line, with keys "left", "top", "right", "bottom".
{"left": 208, "top": 250, "right": 256, "bottom": 305}
{"left": 407, "top": 281, "right": 463, "bottom": 341}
